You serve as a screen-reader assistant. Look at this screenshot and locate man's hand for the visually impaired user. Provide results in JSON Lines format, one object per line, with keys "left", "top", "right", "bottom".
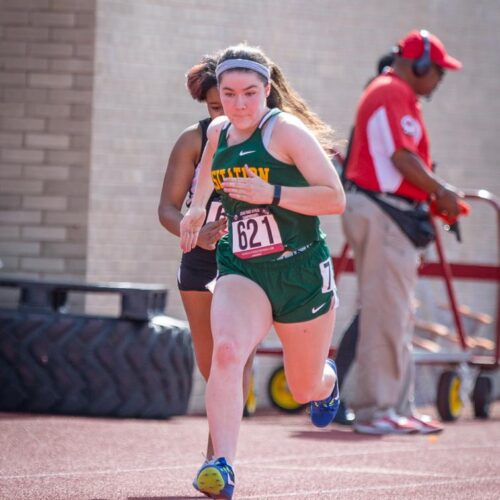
{"left": 433, "top": 186, "right": 464, "bottom": 221}
{"left": 391, "top": 150, "right": 464, "bottom": 219}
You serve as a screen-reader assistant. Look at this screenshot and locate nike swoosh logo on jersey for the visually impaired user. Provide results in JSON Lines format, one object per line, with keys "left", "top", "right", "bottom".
{"left": 312, "top": 303, "right": 326, "bottom": 314}
{"left": 239, "top": 150, "right": 255, "bottom": 156}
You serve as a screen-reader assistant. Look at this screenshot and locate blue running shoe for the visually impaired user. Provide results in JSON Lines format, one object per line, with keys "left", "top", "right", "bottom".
{"left": 310, "top": 358, "right": 340, "bottom": 428}
{"left": 192, "top": 460, "right": 210, "bottom": 497}
{"left": 194, "top": 457, "right": 235, "bottom": 499}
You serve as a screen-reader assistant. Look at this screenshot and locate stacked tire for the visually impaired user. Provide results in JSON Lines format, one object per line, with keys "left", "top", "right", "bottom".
{"left": 0, "top": 279, "right": 194, "bottom": 419}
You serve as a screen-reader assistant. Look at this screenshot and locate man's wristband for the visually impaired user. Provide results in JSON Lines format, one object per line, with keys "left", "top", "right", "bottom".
{"left": 272, "top": 184, "right": 282, "bottom": 206}
{"left": 434, "top": 185, "right": 446, "bottom": 198}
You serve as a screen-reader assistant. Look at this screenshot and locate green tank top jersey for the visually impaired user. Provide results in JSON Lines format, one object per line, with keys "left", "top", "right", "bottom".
{"left": 212, "top": 108, "right": 323, "bottom": 263}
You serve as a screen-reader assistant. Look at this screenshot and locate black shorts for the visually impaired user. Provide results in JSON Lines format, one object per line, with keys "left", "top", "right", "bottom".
{"left": 177, "top": 247, "right": 217, "bottom": 292}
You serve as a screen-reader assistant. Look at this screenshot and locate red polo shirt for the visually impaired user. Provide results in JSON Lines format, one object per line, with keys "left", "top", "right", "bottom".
{"left": 346, "top": 69, "right": 431, "bottom": 201}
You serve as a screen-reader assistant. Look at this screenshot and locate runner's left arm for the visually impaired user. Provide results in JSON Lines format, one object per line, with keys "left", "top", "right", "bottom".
{"left": 180, "top": 119, "right": 224, "bottom": 252}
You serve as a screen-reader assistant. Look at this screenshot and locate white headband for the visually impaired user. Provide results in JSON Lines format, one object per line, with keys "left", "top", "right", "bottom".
{"left": 216, "top": 58, "right": 271, "bottom": 82}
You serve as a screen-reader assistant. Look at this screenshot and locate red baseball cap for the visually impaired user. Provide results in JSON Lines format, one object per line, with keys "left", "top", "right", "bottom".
{"left": 398, "top": 30, "right": 462, "bottom": 70}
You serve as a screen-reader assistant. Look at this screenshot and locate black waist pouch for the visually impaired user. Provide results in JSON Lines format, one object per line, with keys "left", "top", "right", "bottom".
{"left": 364, "top": 191, "right": 435, "bottom": 249}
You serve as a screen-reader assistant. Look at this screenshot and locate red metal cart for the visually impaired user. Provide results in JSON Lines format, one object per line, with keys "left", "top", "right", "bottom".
{"left": 260, "top": 189, "right": 500, "bottom": 420}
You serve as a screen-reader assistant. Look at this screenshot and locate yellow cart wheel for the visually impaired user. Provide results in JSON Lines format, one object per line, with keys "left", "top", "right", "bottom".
{"left": 243, "top": 372, "right": 257, "bottom": 417}
{"left": 267, "top": 365, "right": 306, "bottom": 413}
{"left": 436, "top": 370, "right": 463, "bottom": 421}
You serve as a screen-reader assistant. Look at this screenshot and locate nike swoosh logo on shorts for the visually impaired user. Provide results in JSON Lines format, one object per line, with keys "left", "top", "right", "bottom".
{"left": 312, "top": 302, "right": 326, "bottom": 314}
{"left": 239, "top": 150, "right": 255, "bottom": 156}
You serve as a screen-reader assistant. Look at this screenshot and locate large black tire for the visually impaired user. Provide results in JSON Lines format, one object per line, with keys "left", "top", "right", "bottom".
{"left": 436, "top": 370, "right": 463, "bottom": 422}
{"left": 0, "top": 312, "right": 194, "bottom": 418}
{"left": 472, "top": 374, "right": 493, "bottom": 419}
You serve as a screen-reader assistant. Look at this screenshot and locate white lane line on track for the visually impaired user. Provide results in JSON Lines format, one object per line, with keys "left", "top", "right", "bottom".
{"left": 1, "top": 443, "right": 499, "bottom": 481}
{"left": 0, "top": 464, "right": 200, "bottom": 480}
{"left": 0, "top": 462, "right": 447, "bottom": 482}
{"left": 242, "top": 463, "right": 453, "bottom": 478}
{"left": 240, "top": 443, "right": 500, "bottom": 464}
{"left": 238, "top": 475, "right": 500, "bottom": 499}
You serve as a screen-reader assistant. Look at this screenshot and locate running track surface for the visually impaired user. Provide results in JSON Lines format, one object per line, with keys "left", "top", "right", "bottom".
{"left": 1, "top": 404, "right": 499, "bottom": 499}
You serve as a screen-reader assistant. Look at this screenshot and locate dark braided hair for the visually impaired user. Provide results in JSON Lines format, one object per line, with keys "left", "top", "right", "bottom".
{"left": 186, "top": 54, "right": 217, "bottom": 102}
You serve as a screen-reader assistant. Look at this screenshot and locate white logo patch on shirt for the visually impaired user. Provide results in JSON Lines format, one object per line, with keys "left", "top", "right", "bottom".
{"left": 400, "top": 115, "right": 421, "bottom": 142}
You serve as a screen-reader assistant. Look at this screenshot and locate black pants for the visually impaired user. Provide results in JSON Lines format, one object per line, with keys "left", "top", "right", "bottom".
{"left": 335, "top": 312, "right": 359, "bottom": 390}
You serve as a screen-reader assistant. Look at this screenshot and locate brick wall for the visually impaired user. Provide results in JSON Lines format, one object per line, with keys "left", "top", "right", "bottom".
{"left": 82, "top": 0, "right": 500, "bottom": 412}
{"left": 1, "top": 0, "right": 498, "bottom": 322}
{"left": 2, "top": 0, "right": 499, "bottom": 412}
{"left": 0, "top": 0, "right": 95, "bottom": 284}
{"left": 85, "top": 0, "right": 500, "bottom": 324}
{"left": 2, "top": 0, "right": 499, "bottom": 320}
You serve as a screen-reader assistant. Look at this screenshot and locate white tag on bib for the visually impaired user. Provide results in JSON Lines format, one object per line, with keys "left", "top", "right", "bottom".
{"left": 205, "top": 201, "right": 225, "bottom": 223}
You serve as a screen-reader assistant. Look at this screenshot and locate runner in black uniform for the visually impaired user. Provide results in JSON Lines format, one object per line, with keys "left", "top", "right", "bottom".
{"left": 158, "top": 54, "right": 255, "bottom": 464}
{"left": 178, "top": 117, "right": 223, "bottom": 292}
